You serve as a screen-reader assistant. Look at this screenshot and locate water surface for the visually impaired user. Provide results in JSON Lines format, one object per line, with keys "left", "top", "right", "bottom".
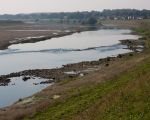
{"left": 0, "top": 77, "right": 50, "bottom": 108}
{"left": 0, "top": 29, "right": 139, "bottom": 108}
{"left": 0, "top": 29, "right": 139, "bottom": 75}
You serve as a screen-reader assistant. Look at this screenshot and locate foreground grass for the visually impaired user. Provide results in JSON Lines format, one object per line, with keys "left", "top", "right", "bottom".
{"left": 88, "top": 60, "right": 150, "bottom": 120}
{"left": 25, "top": 56, "right": 150, "bottom": 120}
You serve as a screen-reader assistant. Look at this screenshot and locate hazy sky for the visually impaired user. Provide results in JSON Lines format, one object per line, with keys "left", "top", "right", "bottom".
{"left": 0, "top": 0, "right": 149, "bottom": 14}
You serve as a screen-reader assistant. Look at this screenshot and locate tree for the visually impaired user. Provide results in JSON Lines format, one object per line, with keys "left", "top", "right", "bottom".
{"left": 87, "top": 17, "right": 97, "bottom": 25}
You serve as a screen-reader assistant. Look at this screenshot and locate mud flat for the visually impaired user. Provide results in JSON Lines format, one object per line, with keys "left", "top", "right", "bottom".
{"left": 0, "top": 22, "right": 93, "bottom": 50}
{"left": 9, "top": 29, "right": 85, "bottom": 44}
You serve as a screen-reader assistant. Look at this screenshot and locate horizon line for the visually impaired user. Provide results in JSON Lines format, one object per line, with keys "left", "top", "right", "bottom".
{"left": 0, "top": 8, "right": 150, "bottom": 15}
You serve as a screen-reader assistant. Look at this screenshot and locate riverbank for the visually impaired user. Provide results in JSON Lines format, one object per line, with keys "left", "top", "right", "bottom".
{"left": 0, "top": 49, "right": 148, "bottom": 120}
{"left": 0, "top": 20, "right": 150, "bottom": 120}
{"left": 0, "top": 52, "right": 135, "bottom": 85}
{"left": 23, "top": 20, "right": 150, "bottom": 120}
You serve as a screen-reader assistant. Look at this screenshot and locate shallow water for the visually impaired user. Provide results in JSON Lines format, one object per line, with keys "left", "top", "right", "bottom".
{"left": 0, "top": 76, "right": 51, "bottom": 108}
{"left": 0, "top": 29, "right": 139, "bottom": 75}
{"left": 0, "top": 29, "right": 139, "bottom": 108}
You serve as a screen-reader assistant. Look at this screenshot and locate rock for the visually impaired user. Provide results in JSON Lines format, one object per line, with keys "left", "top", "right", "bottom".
{"left": 106, "top": 57, "right": 111, "bottom": 61}
{"left": 52, "top": 95, "right": 60, "bottom": 99}
{"left": 18, "top": 98, "right": 23, "bottom": 102}
{"left": 22, "top": 76, "right": 31, "bottom": 81}
{"left": 40, "top": 80, "right": 54, "bottom": 84}
{"left": 105, "top": 63, "right": 109, "bottom": 67}
{"left": 118, "top": 54, "right": 122, "bottom": 58}
{"left": 80, "top": 73, "right": 84, "bottom": 77}
{"left": 33, "top": 83, "right": 39, "bottom": 85}
{"left": 0, "top": 77, "right": 11, "bottom": 86}
{"left": 129, "top": 53, "right": 133, "bottom": 56}
{"left": 99, "top": 59, "right": 102, "bottom": 61}
{"left": 11, "top": 83, "right": 15, "bottom": 85}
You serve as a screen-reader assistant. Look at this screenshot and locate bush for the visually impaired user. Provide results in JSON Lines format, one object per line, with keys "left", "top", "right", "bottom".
{"left": 87, "top": 17, "right": 98, "bottom": 25}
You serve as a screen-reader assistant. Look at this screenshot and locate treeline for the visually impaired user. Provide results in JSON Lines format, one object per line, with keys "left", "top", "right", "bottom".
{"left": 101, "top": 9, "right": 150, "bottom": 19}
{"left": 0, "top": 9, "right": 150, "bottom": 20}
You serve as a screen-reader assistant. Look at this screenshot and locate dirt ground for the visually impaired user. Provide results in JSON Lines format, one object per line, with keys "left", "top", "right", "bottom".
{"left": 0, "top": 22, "right": 86, "bottom": 50}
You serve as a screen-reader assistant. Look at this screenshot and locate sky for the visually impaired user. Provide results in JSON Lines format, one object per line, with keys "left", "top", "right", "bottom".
{"left": 0, "top": 0, "right": 149, "bottom": 14}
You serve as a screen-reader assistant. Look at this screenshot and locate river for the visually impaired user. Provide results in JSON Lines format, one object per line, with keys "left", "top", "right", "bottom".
{"left": 0, "top": 29, "right": 139, "bottom": 108}
{"left": 0, "top": 29, "right": 139, "bottom": 75}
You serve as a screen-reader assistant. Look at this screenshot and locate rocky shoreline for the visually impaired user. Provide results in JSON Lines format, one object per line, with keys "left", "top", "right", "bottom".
{"left": 0, "top": 52, "right": 138, "bottom": 86}
{"left": 120, "top": 38, "right": 145, "bottom": 52}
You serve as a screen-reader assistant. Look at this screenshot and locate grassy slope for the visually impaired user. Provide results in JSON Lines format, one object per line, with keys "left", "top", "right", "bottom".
{"left": 25, "top": 20, "right": 150, "bottom": 120}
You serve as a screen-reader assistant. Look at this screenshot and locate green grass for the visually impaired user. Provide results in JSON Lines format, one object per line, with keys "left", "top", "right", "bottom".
{"left": 25, "top": 57, "right": 150, "bottom": 120}
{"left": 98, "top": 61, "right": 150, "bottom": 120}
